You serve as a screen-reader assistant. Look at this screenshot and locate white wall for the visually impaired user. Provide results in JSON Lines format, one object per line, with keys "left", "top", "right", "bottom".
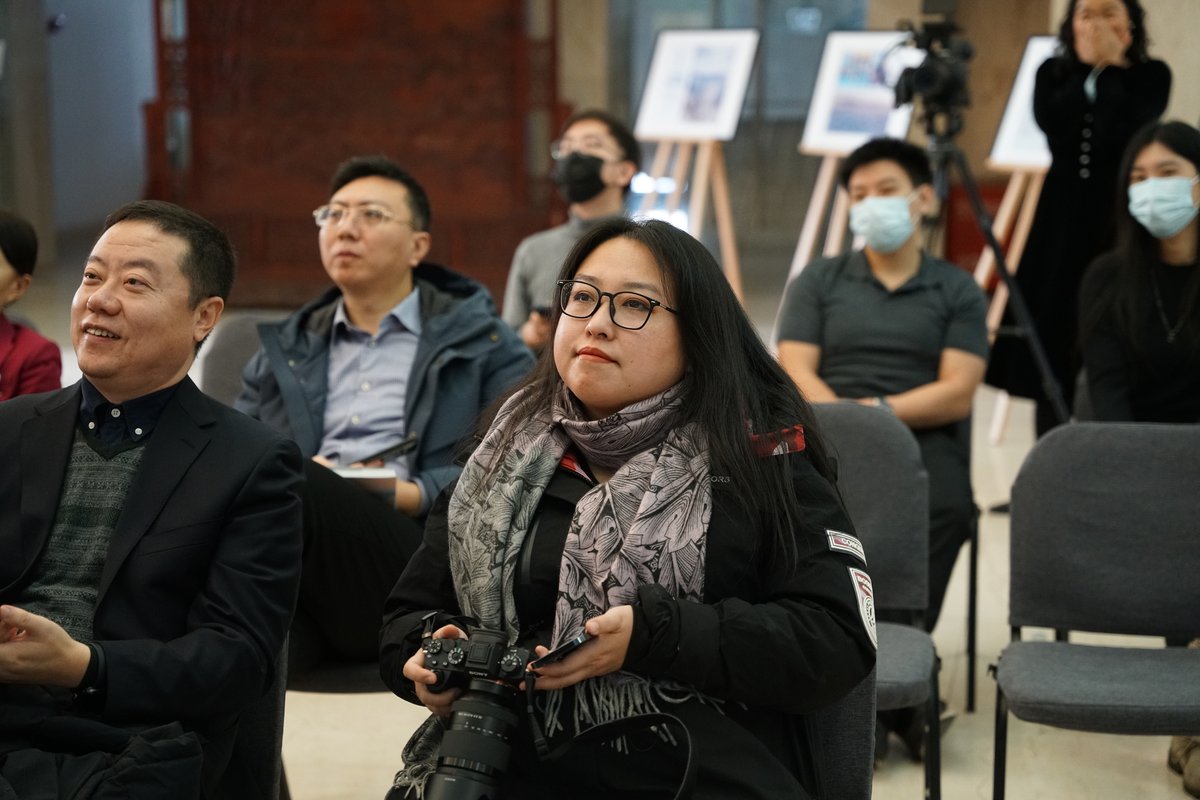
{"left": 45, "top": 0, "right": 156, "bottom": 235}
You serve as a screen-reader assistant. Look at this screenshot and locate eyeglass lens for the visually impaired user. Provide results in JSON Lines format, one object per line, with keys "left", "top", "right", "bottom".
{"left": 313, "top": 205, "right": 397, "bottom": 228}
{"left": 551, "top": 135, "right": 613, "bottom": 160}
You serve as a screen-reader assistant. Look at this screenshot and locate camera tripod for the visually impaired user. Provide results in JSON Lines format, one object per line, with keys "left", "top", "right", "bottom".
{"left": 922, "top": 109, "right": 1070, "bottom": 426}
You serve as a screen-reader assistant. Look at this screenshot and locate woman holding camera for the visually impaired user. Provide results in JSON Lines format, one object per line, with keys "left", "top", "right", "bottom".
{"left": 380, "top": 218, "right": 876, "bottom": 799}
{"left": 986, "top": 0, "right": 1170, "bottom": 434}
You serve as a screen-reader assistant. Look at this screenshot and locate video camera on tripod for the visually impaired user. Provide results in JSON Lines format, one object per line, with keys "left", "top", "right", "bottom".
{"left": 886, "top": 0, "right": 1071, "bottom": 424}
{"left": 891, "top": 0, "right": 974, "bottom": 136}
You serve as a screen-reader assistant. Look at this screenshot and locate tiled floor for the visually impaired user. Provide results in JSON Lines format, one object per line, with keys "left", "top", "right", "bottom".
{"left": 20, "top": 239, "right": 1190, "bottom": 799}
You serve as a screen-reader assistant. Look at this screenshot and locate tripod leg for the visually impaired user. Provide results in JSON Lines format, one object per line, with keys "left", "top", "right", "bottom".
{"left": 947, "top": 145, "right": 1070, "bottom": 425}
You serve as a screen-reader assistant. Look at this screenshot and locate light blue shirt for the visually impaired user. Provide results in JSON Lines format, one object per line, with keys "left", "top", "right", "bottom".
{"left": 319, "top": 290, "right": 424, "bottom": 501}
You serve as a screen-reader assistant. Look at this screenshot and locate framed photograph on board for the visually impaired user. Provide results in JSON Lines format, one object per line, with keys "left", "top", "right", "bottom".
{"left": 988, "top": 35, "right": 1058, "bottom": 171}
{"left": 634, "top": 29, "right": 760, "bottom": 142}
{"left": 800, "top": 31, "right": 919, "bottom": 156}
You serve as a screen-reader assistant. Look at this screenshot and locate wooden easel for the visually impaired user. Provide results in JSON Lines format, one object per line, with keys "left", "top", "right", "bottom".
{"left": 638, "top": 139, "right": 745, "bottom": 302}
{"left": 787, "top": 150, "right": 853, "bottom": 283}
{"left": 973, "top": 166, "right": 1047, "bottom": 443}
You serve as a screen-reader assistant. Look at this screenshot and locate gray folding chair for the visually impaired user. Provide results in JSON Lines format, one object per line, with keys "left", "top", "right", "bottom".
{"left": 814, "top": 402, "right": 941, "bottom": 799}
{"left": 196, "top": 310, "right": 288, "bottom": 406}
{"left": 955, "top": 415, "right": 981, "bottom": 714}
{"left": 804, "top": 666, "right": 876, "bottom": 799}
{"left": 992, "top": 422, "right": 1200, "bottom": 799}
{"left": 198, "top": 309, "right": 389, "bottom": 796}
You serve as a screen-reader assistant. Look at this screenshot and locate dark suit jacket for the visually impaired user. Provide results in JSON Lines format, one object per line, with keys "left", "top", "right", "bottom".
{"left": 0, "top": 314, "right": 61, "bottom": 401}
{"left": 0, "top": 378, "right": 303, "bottom": 736}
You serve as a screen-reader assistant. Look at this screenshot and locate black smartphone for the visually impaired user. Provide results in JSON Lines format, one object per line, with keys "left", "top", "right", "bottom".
{"left": 530, "top": 632, "right": 593, "bottom": 670}
{"left": 358, "top": 432, "right": 419, "bottom": 464}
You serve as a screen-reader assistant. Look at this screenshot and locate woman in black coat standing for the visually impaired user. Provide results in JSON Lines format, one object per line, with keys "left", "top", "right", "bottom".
{"left": 986, "top": 0, "right": 1170, "bottom": 434}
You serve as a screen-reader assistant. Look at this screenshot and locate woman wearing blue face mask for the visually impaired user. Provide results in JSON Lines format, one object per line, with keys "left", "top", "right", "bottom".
{"left": 1079, "top": 120, "right": 1200, "bottom": 424}
{"left": 1079, "top": 122, "right": 1200, "bottom": 800}
{"left": 986, "top": 0, "right": 1171, "bottom": 435}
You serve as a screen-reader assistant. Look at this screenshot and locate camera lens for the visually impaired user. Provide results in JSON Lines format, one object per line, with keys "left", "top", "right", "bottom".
{"left": 425, "top": 680, "right": 521, "bottom": 800}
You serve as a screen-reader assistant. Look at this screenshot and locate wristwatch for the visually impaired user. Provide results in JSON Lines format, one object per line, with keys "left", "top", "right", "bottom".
{"left": 869, "top": 396, "right": 893, "bottom": 413}
{"left": 71, "top": 642, "right": 106, "bottom": 709}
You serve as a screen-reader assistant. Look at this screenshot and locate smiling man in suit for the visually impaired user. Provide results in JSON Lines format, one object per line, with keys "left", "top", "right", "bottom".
{"left": 0, "top": 200, "right": 303, "bottom": 797}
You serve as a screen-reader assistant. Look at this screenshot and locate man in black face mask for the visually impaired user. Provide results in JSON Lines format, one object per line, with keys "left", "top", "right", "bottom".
{"left": 502, "top": 110, "right": 640, "bottom": 349}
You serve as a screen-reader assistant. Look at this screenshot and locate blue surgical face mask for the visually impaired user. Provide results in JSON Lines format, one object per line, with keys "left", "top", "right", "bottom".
{"left": 849, "top": 195, "right": 916, "bottom": 254}
{"left": 1127, "top": 176, "right": 1200, "bottom": 239}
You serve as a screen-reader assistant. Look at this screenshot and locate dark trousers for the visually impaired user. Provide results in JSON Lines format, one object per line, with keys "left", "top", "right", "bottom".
{"left": 914, "top": 425, "right": 976, "bottom": 634}
{"left": 1035, "top": 398, "right": 1067, "bottom": 437}
{"left": 502, "top": 696, "right": 814, "bottom": 800}
{"left": 293, "top": 460, "right": 424, "bottom": 671}
{"left": 0, "top": 686, "right": 208, "bottom": 798}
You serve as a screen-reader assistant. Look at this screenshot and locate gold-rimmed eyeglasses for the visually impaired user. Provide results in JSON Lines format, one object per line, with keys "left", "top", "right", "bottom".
{"left": 312, "top": 204, "right": 414, "bottom": 229}
{"left": 557, "top": 279, "right": 677, "bottom": 331}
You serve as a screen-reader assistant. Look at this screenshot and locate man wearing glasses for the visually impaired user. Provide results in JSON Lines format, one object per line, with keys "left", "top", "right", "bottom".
{"left": 237, "top": 156, "right": 533, "bottom": 672}
{"left": 502, "top": 110, "right": 641, "bottom": 350}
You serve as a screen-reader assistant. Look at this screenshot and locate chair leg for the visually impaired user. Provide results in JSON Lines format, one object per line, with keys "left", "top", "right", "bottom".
{"left": 993, "top": 683, "right": 1008, "bottom": 800}
{"left": 926, "top": 668, "right": 942, "bottom": 800}
{"left": 967, "top": 522, "right": 979, "bottom": 713}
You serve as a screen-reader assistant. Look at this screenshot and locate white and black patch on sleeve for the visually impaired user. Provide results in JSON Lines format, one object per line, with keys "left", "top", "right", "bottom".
{"left": 848, "top": 567, "right": 878, "bottom": 649}
{"left": 826, "top": 529, "right": 867, "bottom": 565}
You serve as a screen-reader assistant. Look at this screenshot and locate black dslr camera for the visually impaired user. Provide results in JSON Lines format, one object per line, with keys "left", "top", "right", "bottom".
{"left": 421, "top": 628, "right": 533, "bottom": 800}
{"left": 423, "top": 628, "right": 531, "bottom": 693}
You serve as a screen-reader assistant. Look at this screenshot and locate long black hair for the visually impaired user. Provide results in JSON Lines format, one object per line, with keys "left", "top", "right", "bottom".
{"left": 1081, "top": 120, "right": 1200, "bottom": 356}
{"left": 1056, "top": 0, "right": 1150, "bottom": 64}
{"left": 478, "top": 218, "right": 834, "bottom": 560}
{"left": 0, "top": 210, "right": 39, "bottom": 277}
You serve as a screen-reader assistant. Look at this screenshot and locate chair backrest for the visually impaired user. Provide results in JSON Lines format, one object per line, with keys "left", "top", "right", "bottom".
{"left": 1010, "top": 422, "right": 1200, "bottom": 638}
{"left": 804, "top": 666, "right": 876, "bottom": 800}
{"left": 1072, "top": 368, "right": 1094, "bottom": 421}
{"left": 196, "top": 310, "right": 287, "bottom": 407}
{"left": 813, "top": 403, "right": 930, "bottom": 612}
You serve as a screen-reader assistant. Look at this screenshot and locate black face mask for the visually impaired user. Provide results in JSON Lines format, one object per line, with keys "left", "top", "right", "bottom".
{"left": 552, "top": 153, "right": 606, "bottom": 204}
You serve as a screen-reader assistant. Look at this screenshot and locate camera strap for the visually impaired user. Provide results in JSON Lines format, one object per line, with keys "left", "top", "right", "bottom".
{"left": 524, "top": 673, "right": 696, "bottom": 799}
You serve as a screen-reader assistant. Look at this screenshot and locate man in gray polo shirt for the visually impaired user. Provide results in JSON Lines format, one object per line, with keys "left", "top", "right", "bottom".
{"left": 502, "top": 110, "right": 640, "bottom": 350}
{"left": 776, "top": 138, "right": 988, "bottom": 635}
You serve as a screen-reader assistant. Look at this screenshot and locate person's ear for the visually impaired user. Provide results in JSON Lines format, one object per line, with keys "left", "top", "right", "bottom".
{"left": 192, "top": 296, "right": 224, "bottom": 344}
{"left": 2, "top": 273, "right": 32, "bottom": 308}
{"left": 913, "top": 184, "right": 939, "bottom": 219}
{"left": 612, "top": 160, "right": 638, "bottom": 190}
{"left": 409, "top": 231, "right": 433, "bottom": 265}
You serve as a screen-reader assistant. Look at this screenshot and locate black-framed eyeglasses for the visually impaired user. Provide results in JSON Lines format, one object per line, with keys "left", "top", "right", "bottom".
{"left": 557, "top": 279, "right": 677, "bottom": 331}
